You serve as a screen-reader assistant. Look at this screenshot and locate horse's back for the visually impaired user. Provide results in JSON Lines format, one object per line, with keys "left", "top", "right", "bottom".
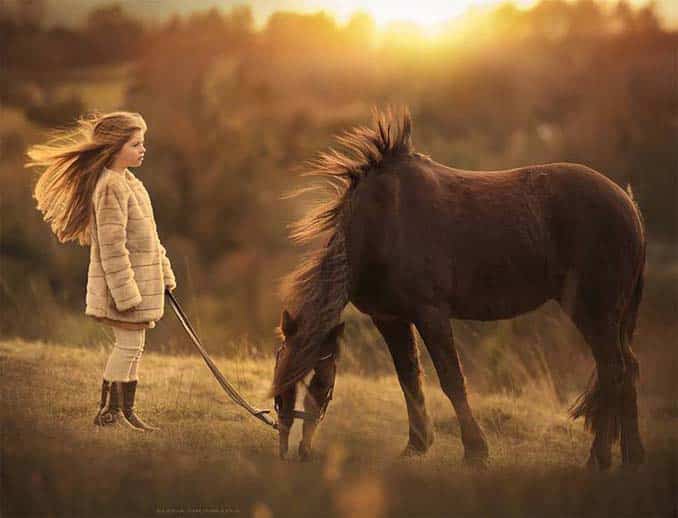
{"left": 405, "top": 159, "right": 643, "bottom": 278}
{"left": 347, "top": 158, "right": 644, "bottom": 320}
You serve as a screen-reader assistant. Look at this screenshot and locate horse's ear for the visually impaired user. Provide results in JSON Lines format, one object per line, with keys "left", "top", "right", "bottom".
{"left": 326, "top": 322, "right": 345, "bottom": 343}
{"left": 281, "top": 310, "right": 297, "bottom": 338}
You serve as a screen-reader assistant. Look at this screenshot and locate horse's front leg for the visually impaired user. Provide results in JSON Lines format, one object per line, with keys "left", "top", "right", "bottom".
{"left": 298, "top": 356, "right": 336, "bottom": 461}
{"left": 415, "top": 306, "right": 488, "bottom": 465}
{"left": 275, "top": 385, "right": 297, "bottom": 460}
{"left": 371, "top": 316, "right": 434, "bottom": 455}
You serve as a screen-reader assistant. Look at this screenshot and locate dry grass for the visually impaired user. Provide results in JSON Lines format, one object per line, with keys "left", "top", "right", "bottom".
{"left": 1, "top": 339, "right": 676, "bottom": 518}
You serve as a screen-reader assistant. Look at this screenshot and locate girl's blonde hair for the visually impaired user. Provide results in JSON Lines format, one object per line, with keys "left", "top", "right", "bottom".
{"left": 25, "top": 111, "right": 147, "bottom": 245}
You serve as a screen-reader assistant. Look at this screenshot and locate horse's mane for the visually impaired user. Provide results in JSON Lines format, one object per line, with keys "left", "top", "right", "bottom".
{"left": 271, "top": 108, "right": 414, "bottom": 396}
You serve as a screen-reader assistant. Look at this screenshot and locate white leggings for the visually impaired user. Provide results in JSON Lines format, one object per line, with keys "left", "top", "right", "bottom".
{"left": 102, "top": 327, "right": 146, "bottom": 382}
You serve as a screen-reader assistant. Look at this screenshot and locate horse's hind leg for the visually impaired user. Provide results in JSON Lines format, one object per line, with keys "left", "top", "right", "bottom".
{"left": 298, "top": 356, "right": 336, "bottom": 461}
{"left": 568, "top": 315, "right": 626, "bottom": 470}
{"left": 372, "top": 317, "right": 434, "bottom": 455}
{"left": 414, "top": 306, "right": 488, "bottom": 464}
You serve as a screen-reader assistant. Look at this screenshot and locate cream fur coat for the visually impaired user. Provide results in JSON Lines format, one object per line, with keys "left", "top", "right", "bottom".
{"left": 85, "top": 167, "right": 176, "bottom": 326}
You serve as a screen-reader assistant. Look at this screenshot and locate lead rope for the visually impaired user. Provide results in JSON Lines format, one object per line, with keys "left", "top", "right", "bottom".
{"left": 166, "top": 289, "right": 278, "bottom": 430}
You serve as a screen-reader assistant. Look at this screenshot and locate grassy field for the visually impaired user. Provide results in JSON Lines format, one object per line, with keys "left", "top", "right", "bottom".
{"left": 1, "top": 339, "right": 676, "bottom": 518}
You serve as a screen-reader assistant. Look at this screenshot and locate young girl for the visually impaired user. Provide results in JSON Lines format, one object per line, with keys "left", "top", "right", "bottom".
{"left": 26, "top": 111, "right": 176, "bottom": 431}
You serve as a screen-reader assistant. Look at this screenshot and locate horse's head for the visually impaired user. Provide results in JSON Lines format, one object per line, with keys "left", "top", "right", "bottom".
{"left": 272, "top": 309, "right": 344, "bottom": 460}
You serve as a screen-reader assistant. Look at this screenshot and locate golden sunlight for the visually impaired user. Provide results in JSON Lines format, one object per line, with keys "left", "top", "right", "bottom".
{"left": 306, "top": 0, "right": 540, "bottom": 33}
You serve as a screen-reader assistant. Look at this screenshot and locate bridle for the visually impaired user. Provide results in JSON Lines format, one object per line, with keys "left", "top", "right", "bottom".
{"left": 168, "top": 288, "right": 335, "bottom": 431}
{"left": 273, "top": 345, "right": 335, "bottom": 425}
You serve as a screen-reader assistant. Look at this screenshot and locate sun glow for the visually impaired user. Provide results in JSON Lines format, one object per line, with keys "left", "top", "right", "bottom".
{"left": 300, "top": 0, "right": 540, "bottom": 35}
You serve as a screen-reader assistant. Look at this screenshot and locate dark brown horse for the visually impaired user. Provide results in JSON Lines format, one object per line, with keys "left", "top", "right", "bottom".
{"left": 271, "top": 109, "right": 646, "bottom": 468}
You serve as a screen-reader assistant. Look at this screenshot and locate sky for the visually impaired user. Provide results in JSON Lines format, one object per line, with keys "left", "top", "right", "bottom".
{"left": 21, "top": 0, "right": 678, "bottom": 30}
{"left": 226, "top": 0, "right": 676, "bottom": 29}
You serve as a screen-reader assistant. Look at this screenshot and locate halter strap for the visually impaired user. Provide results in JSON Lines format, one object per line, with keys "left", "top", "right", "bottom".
{"left": 273, "top": 346, "right": 336, "bottom": 424}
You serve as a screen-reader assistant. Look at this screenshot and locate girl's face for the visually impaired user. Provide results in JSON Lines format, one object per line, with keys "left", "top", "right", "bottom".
{"left": 115, "top": 129, "right": 146, "bottom": 169}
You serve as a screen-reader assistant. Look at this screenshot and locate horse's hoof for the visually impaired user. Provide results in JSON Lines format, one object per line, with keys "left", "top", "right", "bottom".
{"left": 618, "top": 462, "right": 641, "bottom": 473}
{"left": 462, "top": 437, "right": 489, "bottom": 465}
{"left": 621, "top": 439, "right": 645, "bottom": 466}
{"left": 585, "top": 452, "right": 611, "bottom": 471}
{"left": 400, "top": 447, "right": 427, "bottom": 457}
{"left": 298, "top": 444, "right": 313, "bottom": 462}
{"left": 400, "top": 443, "right": 429, "bottom": 457}
{"left": 463, "top": 453, "right": 489, "bottom": 468}
{"left": 279, "top": 445, "right": 290, "bottom": 461}
{"left": 463, "top": 443, "right": 489, "bottom": 467}
{"left": 585, "top": 450, "right": 598, "bottom": 470}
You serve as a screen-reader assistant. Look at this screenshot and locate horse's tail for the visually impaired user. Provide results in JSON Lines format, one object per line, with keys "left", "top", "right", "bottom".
{"left": 569, "top": 184, "right": 646, "bottom": 437}
{"left": 619, "top": 183, "right": 646, "bottom": 380}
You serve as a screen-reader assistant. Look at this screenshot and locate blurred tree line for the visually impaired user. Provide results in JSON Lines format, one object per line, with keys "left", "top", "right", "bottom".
{"left": 1, "top": 1, "right": 676, "bottom": 370}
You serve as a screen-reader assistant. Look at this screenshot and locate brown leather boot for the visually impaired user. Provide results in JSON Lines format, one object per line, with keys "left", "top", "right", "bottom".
{"left": 121, "top": 380, "right": 160, "bottom": 431}
{"left": 93, "top": 379, "right": 111, "bottom": 425}
{"left": 93, "top": 380, "right": 144, "bottom": 431}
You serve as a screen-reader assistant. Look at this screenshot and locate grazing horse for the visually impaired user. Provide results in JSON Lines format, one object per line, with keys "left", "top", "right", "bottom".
{"left": 271, "top": 109, "right": 646, "bottom": 468}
